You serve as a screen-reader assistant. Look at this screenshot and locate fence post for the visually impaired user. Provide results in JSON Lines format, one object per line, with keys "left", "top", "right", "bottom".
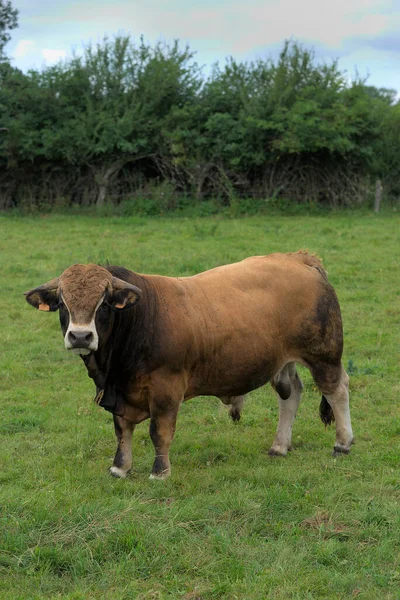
{"left": 374, "top": 179, "right": 383, "bottom": 213}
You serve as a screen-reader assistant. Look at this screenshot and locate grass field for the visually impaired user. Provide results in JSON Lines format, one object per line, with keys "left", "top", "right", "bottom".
{"left": 0, "top": 211, "right": 399, "bottom": 599}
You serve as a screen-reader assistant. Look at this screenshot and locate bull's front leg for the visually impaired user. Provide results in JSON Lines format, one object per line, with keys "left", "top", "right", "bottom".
{"left": 110, "top": 415, "right": 135, "bottom": 478}
{"left": 148, "top": 397, "right": 180, "bottom": 480}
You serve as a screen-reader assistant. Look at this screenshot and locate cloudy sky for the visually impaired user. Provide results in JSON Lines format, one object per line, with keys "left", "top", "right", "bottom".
{"left": 7, "top": 0, "right": 400, "bottom": 94}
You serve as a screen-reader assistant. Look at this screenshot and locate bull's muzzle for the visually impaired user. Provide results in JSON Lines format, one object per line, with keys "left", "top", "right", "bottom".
{"left": 68, "top": 330, "right": 94, "bottom": 348}
{"left": 65, "top": 328, "right": 98, "bottom": 355}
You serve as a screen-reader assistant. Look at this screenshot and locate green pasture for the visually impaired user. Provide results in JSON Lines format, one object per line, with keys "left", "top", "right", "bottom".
{"left": 0, "top": 212, "right": 399, "bottom": 599}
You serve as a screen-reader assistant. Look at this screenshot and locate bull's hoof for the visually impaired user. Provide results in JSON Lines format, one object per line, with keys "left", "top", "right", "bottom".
{"left": 230, "top": 410, "right": 241, "bottom": 422}
{"left": 332, "top": 446, "right": 351, "bottom": 457}
{"left": 268, "top": 447, "right": 287, "bottom": 457}
{"left": 110, "top": 466, "right": 129, "bottom": 478}
{"left": 149, "top": 470, "right": 170, "bottom": 481}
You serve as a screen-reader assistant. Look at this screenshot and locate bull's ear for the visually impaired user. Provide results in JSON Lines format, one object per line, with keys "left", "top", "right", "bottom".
{"left": 24, "top": 277, "right": 60, "bottom": 312}
{"left": 111, "top": 277, "right": 142, "bottom": 310}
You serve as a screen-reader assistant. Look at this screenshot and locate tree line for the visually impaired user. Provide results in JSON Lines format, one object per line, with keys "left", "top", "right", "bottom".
{"left": 0, "top": 5, "right": 399, "bottom": 211}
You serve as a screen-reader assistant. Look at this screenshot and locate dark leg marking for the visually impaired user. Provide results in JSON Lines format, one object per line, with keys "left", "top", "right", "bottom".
{"left": 149, "top": 400, "right": 180, "bottom": 479}
{"left": 110, "top": 415, "right": 135, "bottom": 478}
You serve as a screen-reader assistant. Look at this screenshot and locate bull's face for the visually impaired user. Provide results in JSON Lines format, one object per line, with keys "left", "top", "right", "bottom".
{"left": 25, "top": 264, "right": 141, "bottom": 355}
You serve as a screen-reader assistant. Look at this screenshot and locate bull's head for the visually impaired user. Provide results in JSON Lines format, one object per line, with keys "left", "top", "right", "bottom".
{"left": 25, "top": 264, "right": 142, "bottom": 355}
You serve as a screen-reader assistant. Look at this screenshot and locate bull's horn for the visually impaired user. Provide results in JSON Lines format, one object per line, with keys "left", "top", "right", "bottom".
{"left": 24, "top": 277, "right": 60, "bottom": 310}
{"left": 111, "top": 277, "right": 142, "bottom": 297}
{"left": 24, "top": 277, "right": 60, "bottom": 297}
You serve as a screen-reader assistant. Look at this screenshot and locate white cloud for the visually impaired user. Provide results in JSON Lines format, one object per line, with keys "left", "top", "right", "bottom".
{"left": 150, "top": 1, "right": 395, "bottom": 53}
{"left": 14, "top": 39, "right": 36, "bottom": 58}
{"left": 58, "top": 0, "right": 395, "bottom": 52}
{"left": 9, "top": 0, "right": 400, "bottom": 92}
{"left": 41, "top": 48, "right": 67, "bottom": 64}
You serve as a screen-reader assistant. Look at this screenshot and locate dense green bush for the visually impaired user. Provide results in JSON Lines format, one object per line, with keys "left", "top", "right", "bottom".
{"left": 0, "top": 23, "right": 399, "bottom": 210}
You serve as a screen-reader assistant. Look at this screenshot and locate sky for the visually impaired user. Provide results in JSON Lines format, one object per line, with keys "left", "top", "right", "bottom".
{"left": 6, "top": 0, "right": 400, "bottom": 94}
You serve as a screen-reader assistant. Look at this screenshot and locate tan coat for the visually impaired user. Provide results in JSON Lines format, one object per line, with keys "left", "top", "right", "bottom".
{"left": 26, "top": 251, "right": 353, "bottom": 480}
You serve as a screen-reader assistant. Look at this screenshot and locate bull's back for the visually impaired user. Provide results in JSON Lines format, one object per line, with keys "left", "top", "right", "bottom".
{"left": 153, "top": 253, "right": 333, "bottom": 397}
{"left": 187, "top": 253, "right": 326, "bottom": 330}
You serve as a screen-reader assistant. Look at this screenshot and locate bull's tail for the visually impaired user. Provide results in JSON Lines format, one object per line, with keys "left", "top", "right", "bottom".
{"left": 319, "top": 395, "right": 335, "bottom": 426}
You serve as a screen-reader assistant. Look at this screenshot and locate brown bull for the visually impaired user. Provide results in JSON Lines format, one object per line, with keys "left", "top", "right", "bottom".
{"left": 25, "top": 252, "right": 353, "bottom": 479}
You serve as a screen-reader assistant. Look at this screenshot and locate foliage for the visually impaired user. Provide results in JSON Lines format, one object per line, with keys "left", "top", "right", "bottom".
{"left": 0, "top": 35, "right": 399, "bottom": 209}
{"left": 0, "top": 35, "right": 201, "bottom": 207}
{"left": 0, "top": 0, "right": 17, "bottom": 60}
{"left": 369, "top": 98, "right": 400, "bottom": 200}
{"left": 1, "top": 212, "right": 399, "bottom": 598}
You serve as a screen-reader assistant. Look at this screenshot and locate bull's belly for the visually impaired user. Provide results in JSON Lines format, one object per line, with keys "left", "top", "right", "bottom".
{"left": 186, "top": 358, "right": 276, "bottom": 398}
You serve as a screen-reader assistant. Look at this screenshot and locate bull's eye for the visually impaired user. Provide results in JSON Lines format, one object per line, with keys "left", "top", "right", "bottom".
{"left": 58, "top": 300, "right": 65, "bottom": 310}
{"left": 99, "top": 300, "right": 109, "bottom": 311}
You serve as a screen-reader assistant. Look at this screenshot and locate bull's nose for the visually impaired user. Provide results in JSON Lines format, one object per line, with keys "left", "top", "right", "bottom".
{"left": 68, "top": 330, "right": 94, "bottom": 348}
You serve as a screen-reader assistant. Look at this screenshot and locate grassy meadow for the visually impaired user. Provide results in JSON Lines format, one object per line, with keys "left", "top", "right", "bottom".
{"left": 0, "top": 211, "right": 399, "bottom": 599}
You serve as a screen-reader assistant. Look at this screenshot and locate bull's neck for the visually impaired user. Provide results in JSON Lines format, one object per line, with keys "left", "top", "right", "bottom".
{"left": 100, "top": 273, "right": 159, "bottom": 385}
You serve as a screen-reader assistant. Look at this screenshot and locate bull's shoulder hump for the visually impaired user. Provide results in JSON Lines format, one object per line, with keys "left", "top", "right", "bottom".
{"left": 136, "top": 252, "right": 327, "bottom": 286}
{"left": 187, "top": 253, "right": 322, "bottom": 277}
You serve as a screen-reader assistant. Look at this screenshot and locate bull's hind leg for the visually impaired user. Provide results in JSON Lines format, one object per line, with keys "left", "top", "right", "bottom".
{"left": 313, "top": 364, "right": 353, "bottom": 455}
{"left": 219, "top": 395, "right": 245, "bottom": 422}
{"left": 269, "top": 362, "right": 303, "bottom": 456}
{"left": 110, "top": 415, "right": 135, "bottom": 478}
